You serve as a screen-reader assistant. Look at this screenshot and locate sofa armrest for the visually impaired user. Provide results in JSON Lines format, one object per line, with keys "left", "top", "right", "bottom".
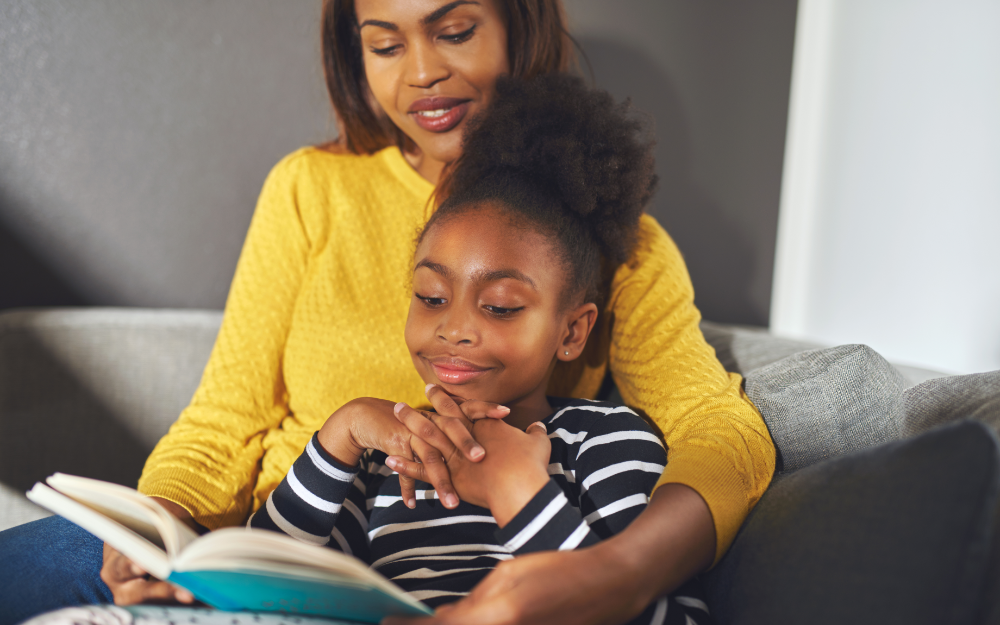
{"left": 704, "top": 421, "right": 1000, "bottom": 625}
{"left": 0, "top": 307, "right": 221, "bottom": 531}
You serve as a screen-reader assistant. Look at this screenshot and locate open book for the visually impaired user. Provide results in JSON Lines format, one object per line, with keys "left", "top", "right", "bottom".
{"left": 27, "top": 473, "right": 432, "bottom": 623}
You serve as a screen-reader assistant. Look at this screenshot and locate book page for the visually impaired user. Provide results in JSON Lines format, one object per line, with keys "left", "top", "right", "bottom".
{"left": 26, "top": 483, "right": 171, "bottom": 580}
{"left": 46, "top": 473, "right": 198, "bottom": 556}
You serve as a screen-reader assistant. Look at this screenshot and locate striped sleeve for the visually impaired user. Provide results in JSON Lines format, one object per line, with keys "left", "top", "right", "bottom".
{"left": 495, "top": 404, "right": 668, "bottom": 555}
{"left": 249, "top": 433, "right": 362, "bottom": 549}
{"left": 572, "top": 407, "right": 667, "bottom": 539}
{"left": 493, "top": 480, "right": 599, "bottom": 554}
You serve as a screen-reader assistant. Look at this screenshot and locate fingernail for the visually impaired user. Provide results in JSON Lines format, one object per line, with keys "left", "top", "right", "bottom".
{"left": 177, "top": 589, "right": 194, "bottom": 603}
{"left": 470, "top": 446, "right": 485, "bottom": 460}
{"left": 425, "top": 383, "right": 436, "bottom": 394}
{"left": 445, "top": 494, "right": 459, "bottom": 508}
{"left": 385, "top": 457, "right": 397, "bottom": 469}
{"left": 394, "top": 402, "right": 406, "bottom": 414}
{"left": 531, "top": 421, "right": 547, "bottom": 433}
{"left": 407, "top": 498, "right": 416, "bottom": 509}
{"left": 130, "top": 563, "right": 144, "bottom": 577}
{"left": 496, "top": 405, "right": 510, "bottom": 414}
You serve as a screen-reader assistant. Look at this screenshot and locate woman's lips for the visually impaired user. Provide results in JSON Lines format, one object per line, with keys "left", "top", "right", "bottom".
{"left": 427, "top": 357, "right": 490, "bottom": 384}
{"left": 408, "top": 98, "right": 471, "bottom": 133}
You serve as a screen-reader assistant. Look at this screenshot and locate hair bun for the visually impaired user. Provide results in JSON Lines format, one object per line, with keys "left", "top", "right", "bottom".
{"left": 449, "top": 73, "right": 657, "bottom": 266}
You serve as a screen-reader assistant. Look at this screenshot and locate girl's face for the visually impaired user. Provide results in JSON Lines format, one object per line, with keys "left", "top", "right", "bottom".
{"left": 355, "top": 0, "right": 510, "bottom": 180}
{"left": 405, "top": 207, "right": 597, "bottom": 423}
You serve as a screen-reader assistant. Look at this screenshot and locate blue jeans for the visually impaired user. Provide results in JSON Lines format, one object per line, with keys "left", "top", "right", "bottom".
{"left": 0, "top": 516, "right": 112, "bottom": 625}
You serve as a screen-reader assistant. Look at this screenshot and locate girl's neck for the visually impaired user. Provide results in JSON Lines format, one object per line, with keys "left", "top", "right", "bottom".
{"left": 502, "top": 392, "right": 553, "bottom": 431}
{"left": 403, "top": 147, "right": 447, "bottom": 185}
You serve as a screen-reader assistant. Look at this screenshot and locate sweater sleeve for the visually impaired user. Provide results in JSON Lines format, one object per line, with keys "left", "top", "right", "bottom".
{"left": 249, "top": 434, "right": 371, "bottom": 560}
{"left": 495, "top": 406, "right": 666, "bottom": 555}
{"left": 137, "top": 151, "right": 312, "bottom": 529}
{"left": 609, "top": 216, "right": 777, "bottom": 564}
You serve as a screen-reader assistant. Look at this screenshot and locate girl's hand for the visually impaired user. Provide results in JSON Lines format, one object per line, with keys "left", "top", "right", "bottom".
{"left": 386, "top": 385, "right": 511, "bottom": 504}
{"left": 100, "top": 497, "right": 197, "bottom": 605}
{"left": 317, "top": 395, "right": 499, "bottom": 509}
{"left": 397, "top": 385, "right": 511, "bottom": 460}
{"left": 456, "top": 419, "right": 551, "bottom": 522}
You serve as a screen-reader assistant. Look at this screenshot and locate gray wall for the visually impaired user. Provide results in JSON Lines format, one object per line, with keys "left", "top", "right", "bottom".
{"left": 1, "top": 0, "right": 797, "bottom": 326}
{"left": 569, "top": 0, "right": 797, "bottom": 325}
{"left": 0, "top": 0, "right": 332, "bottom": 308}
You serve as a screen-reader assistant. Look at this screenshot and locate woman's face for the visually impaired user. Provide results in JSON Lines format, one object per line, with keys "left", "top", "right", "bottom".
{"left": 405, "top": 208, "right": 581, "bottom": 415}
{"left": 355, "top": 0, "right": 510, "bottom": 174}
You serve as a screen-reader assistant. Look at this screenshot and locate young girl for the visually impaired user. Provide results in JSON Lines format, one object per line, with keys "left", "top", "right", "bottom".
{"left": 250, "top": 74, "right": 711, "bottom": 625}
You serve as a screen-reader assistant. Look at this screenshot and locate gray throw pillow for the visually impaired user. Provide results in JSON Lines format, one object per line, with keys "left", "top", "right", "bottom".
{"left": 745, "top": 344, "right": 906, "bottom": 473}
{"left": 703, "top": 421, "right": 1000, "bottom": 625}
{"left": 892, "top": 370, "right": 1000, "bottom": 437}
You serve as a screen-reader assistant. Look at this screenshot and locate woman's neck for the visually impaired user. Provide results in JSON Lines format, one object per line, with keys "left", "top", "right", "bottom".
{"left": 403, "top": 147, "right": 447, "bottom": 185}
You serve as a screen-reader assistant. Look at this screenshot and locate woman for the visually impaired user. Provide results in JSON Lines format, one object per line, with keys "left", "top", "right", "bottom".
{"left": 0, "top": 1, "right": 774, "bottom": 624}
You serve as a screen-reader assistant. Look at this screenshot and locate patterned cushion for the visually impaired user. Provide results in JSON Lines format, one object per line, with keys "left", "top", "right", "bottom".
{"left": 745, "top": 344, "right": 906, "bottom": 473}
{"left": 892, "top": 370, "right": 1000, "bottom": 437}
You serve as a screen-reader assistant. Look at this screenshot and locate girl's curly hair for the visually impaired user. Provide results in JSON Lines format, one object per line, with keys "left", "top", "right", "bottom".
{"left": 427, "top": 73, "right": 657, "bottom": 305}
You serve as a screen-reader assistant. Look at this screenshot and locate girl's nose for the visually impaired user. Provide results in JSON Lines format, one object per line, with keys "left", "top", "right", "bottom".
{"left": 437, "top": 305, "right": 478, "bottom": 346}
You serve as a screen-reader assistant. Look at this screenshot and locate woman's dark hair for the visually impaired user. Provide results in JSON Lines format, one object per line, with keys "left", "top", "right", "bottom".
{"left": 424, "top": 73, "right": 657, "bottom": 305}
{"left": 321, "top": 0, "right": 576, "bottom": 155}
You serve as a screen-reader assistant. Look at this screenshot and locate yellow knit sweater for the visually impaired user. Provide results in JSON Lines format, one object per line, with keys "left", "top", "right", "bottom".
{"left": 138, "top": 146, "right": 775, "bottom": 563}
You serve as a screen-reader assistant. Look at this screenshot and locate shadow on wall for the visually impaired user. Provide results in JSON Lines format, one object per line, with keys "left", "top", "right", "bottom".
{"left": 0, "top": 188, "right": 89, "bottom": 310}
{"left": 580, "top": 38, "right": 762, "bottom": 326}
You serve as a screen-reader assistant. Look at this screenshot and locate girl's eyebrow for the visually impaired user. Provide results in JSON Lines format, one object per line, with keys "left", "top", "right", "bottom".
{"left": 475, "top": 268, "right": 537, "bottom": 290}
{"left": 358, "top": 1, "right": 480, "bottom": 31}
{"left": 415, "top": 259, "right": 537, "bottom": 290}
{"left": 415, "top": 259, "right": 452, "bottom": 277}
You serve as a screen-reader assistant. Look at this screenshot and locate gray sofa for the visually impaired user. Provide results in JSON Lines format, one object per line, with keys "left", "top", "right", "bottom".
{"left": 1, "top": 308, "right": 998, "bottom": 624}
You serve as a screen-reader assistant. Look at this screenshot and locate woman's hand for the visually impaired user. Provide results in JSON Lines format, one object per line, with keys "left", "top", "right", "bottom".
{"left": 381, "top": 484, "right": 716, "bottom": 625}
{"left": 383, "top": 543, "right": 646, "bottom": 625}
{"left": 100, "top": 497, "right": 197, "bottom": 605}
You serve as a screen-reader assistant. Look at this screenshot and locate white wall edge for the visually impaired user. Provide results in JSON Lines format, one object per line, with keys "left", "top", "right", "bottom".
{"left": 769, "top": 0, "right": 835, "bottom": 339}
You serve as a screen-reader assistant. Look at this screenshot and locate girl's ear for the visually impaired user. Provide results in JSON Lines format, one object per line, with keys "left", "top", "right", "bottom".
{"left": 558, "top": 302, "right": 599, "bottom": 361}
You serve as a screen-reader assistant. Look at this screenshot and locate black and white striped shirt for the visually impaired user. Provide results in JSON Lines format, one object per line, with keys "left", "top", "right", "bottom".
{"left": 250, "top": 398, "right": 711, "bottom": 625}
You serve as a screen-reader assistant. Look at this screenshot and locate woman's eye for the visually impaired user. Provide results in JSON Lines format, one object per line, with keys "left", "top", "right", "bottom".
{"left": 439, "top": 24, "right": 476, "bottom": 44}
{"left": 369, "top": 44, "right": 401, "bottom": 57}
{"left": 484, "top": 305, "right": 524, "bottom": 318}
{"left": 417, "top": 294, "right": 446, "bottom": 307}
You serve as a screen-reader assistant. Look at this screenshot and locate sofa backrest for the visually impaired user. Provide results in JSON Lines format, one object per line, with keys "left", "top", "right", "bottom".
{"left": 0, "top": 309, "right": 952, "bottom": 532}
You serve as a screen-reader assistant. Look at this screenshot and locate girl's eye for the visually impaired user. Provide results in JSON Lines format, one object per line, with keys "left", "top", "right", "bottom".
{"left": 370, "top": 44, "right": 401, "bottom": 57}
{"left": 440, "top": 24, "right": 475, "bottom": 44}
{"left": 484, "top": 305, "right": 524, "bottom": 318}
{"left": 416, "top": 294, "right": 446, "bottom": 307}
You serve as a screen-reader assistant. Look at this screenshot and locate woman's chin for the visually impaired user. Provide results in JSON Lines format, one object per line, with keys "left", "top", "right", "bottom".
{"left": 407, "top": 129, "right": 467, "bottom": 167}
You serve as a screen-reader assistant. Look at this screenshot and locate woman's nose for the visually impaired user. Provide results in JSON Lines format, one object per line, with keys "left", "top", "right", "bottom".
{"left": 405, "top": 41, "right": 449, "bottom": 89}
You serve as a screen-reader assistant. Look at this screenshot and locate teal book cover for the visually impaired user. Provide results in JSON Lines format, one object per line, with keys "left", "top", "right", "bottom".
{"left": 168, "top": 570, "right": 433, "bottom": 624}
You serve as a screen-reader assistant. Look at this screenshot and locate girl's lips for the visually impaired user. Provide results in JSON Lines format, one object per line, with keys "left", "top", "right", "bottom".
{"left": 409, "top": 101, "right": 471, "bottom": 133}
{"left": 428, "top": 360, "right": 490, "bottom": 385}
